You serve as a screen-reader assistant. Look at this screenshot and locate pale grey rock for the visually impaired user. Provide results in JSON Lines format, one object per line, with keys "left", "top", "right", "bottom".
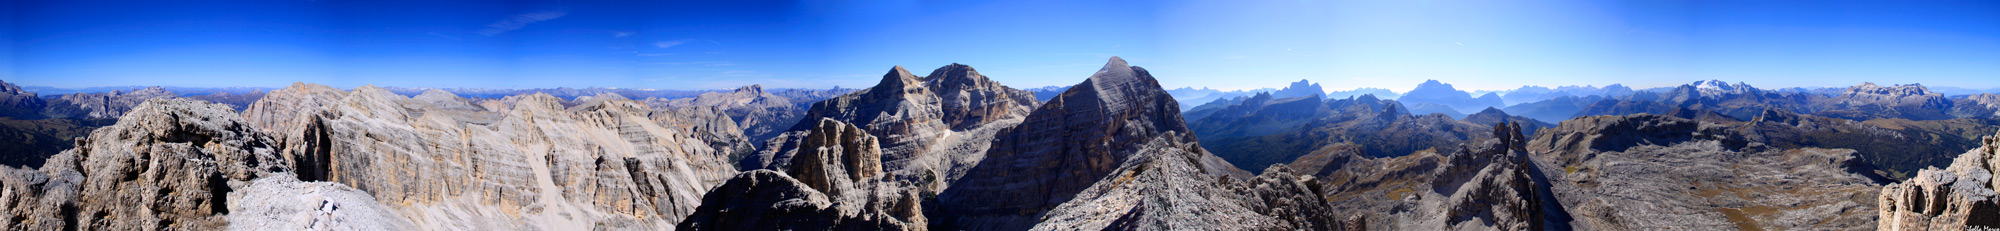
{"left": 747, "top": 63, "right": 1037, "bottom": 195}
{"left": 244, "top": 83, "right": 741, "bottom": 230}
{"left": 1529, "top": 114, "right": 1882, "bottom": 230}
{"left": 0, "top": 98, "right": 289, "bottom": 230}
{"left": 650, "top": 84, "right": 805, "bottom": 145}
{"left": 225, "top": 177, "right": 417, "bottom": 231}
{"left": 45, "top": 86, "right": 179, "bottom": 119}
{"left": 0, "top": 79, "right": 45, "bottom": 118}
{"left": 937, "top": 57, "right": 1254, "bottom": 231}
{"left": 652, "top": 105, "right": 756, "bottom": 164}
{"left": 241, "top": 82, "right": 349, "bottom": 136}
{"left": 1878, "top": 131, "right": 2000, "bottom": 230}
{"left": 1030, "top": 134, "right": 1306, "bottom": 231}
{"left": 680, "top": 119, "right": 925, "bottom": 231}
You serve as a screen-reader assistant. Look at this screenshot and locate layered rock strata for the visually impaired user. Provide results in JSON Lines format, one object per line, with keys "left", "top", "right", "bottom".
{"left": 242, "top": 84, "right": 742, "bottom": 229}
{"left": 1878, "top": 131, "right": 2000, "bottom": 230}
{"left": 678, "top": 119, "right": 925, "bottom": 230}
{"left": 0, "top": 98, "right": 412, "bottom": 230}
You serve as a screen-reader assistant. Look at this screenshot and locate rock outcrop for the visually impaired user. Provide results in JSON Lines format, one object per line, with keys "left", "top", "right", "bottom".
{"left": 936, "top": 57, "right": 1253, "bottom": 230}
{"left": 649, "top": 84, "right": 808, "bottom": 145}
{"left": 44, "top": 86, "right": 179, "bottom": 120}
{"left": 652, "top": 105, "right": 757, "bottom": 163}
{"left": 241, "top": 82, "right": 349, "bottom": 135}
{"left": 242, "top": 84, "right": 740, "bottom": 229}
{"left": 1030, "top": 134, "right": 1335, "bottom": 230}
{"left": 0, "top": 98, "right": 411, "bottom": 230}
{"left": 745, "top": 63, "right": 1037, "bottom": 194}
{"left": 1878, "top": 131, "right": 2000, "bottom": 230}
{"left": 679, "top": 119, "right": 925, "bottom": 230}
{"left": 0, "top": 79, "right": 45, "bottom": 118}
{"left": 1294, "top": 122, "right": 1556, "bottom": 230}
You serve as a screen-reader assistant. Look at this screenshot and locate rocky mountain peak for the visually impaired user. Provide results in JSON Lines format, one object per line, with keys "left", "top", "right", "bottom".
{"left": 1686, "top": 79, "right": 1757, "bottom": 98}
{"left": 734, "top": 84, "right": 764, "bottom": 94}
{"left": 868, "top": 66, "right": 925, "bottom": 98}
{"left": 1844, "top": 82, "right": 1939, "bottom": 98}
{"left": 1, "top": 98, "right": 297, "bottom": 230}
{"left": 1421, "top": 79, "right": 1449, "bottom": 88}
{"left": 923, "top": 63, "right": 985, "bottom": 83}
{"left": 936, "top": 57, "right": 1211, "bottom": 230}
{"left": 0, "top": 78, "right": 45, "bottom": 118}
{"left": 786, "top": 118, "right": 884, "bottom": 196}
{"left": 1274, "top": 79, "right": 1325, "bottom": 98}
{"left": 241, "top": 82, "right": 349, "bottom": 135}
{"left": 1079, "top": 56, "right": 1171, "bottom": 114}
{"left": 0, "top": 79, "right": 28, "bottom": 96}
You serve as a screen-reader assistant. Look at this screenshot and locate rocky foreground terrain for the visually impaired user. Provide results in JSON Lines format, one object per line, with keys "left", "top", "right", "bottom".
{"left": 2, "top": 57, "right": 1999, "bottom": 230}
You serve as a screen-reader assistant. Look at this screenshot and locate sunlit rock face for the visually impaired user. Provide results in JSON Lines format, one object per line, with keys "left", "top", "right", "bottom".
{"left": 0, "top": 98, "right": 412, "bottom": 230}
{"left": 744, "top": 63, "right": 1038, "bottom": 195}
{"left": 1878, "top": 131, "right": 2000, "bottom": 230}
{"left": 678, "top": 119, "right": 926, "bottom": 231}
{"left": 241, "top": 83, "right": 743, "bottom": 230}
{"left": 935, "top": 57, "right": 1260, "bottom": 230}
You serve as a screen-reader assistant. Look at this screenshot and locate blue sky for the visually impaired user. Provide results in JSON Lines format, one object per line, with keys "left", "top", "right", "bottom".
{"left": 4, "top": 0, "right": 1998, "bottom": 91}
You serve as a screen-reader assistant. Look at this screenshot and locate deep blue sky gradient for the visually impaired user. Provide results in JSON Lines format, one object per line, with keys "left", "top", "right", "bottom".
{"left": 4, "top": 0, "right": 1998, "bottom": 91}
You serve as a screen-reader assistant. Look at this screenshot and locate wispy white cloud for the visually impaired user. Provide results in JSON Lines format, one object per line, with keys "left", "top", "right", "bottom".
{"left": 654, "top": 40, "right": 686, "bottom": 48}
{"left": 613, "top": 31, "right": 635, "bottom": 37}
{"left": 478, "top": 10, "right": 568, "bottom": 36}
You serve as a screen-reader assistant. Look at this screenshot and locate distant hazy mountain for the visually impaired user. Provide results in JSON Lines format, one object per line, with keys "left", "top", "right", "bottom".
{"left": 1326, "top": 87, "right": 1400, "bottom": 99}
{"left": 1396, "top": 79, "right": 1505, "bottom": 115}
{"left": 1026, "top": 85, "right": 1071, "bottom": 102}
{"left": 1498, "top": 84, "right": 1634, "bottom": 106}
{"left": 19, "top": 85, "right": 273, "bottom": 96}
{"left": 1501, "top": 95, "right": 1604, "bottom": 123}
{"left": 1403, "top": 102, "right": 1466, "bottom": 119}
{"left": 1172, "top": 87, "right": 1273, "bottom": 112}
{"left": 1271, "top": 79, "right": 1325, "bottom": 99}
{"left": 1926, "top": 86, "right": 2000, "bottom": 96}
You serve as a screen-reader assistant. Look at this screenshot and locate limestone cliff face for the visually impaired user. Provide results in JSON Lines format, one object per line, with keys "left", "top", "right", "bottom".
{"left": 0, "top": 98, "right": 412, "bottom": 230}
{"left": 650, "top": 84, "right": 806, "bottom": 145}
{"left": 680, "top": 119, "right": 925, "bottom": 230}
{"left": 936, "top": 57, "right": 1252, "bottom": 230}
{"left": 43, "top": 86, "right": 179, "bottom": 120}
{"left": 1815, "top": 82, "right": 1954, "bottom": 120}
{"left": 651, "top": 105, "right": 757, "bottom": 164}
{"left": 243, "top": 84, "right": 740, "bottom": 230}
{"left": 1029, "top": 134, "right": 1340, "bottom": 231}
{"left": 0, "top": 79, "right": 45, "bottom": 118}
{"left": 746, "top": 63, "right": 1037, "bottom": 194}
{"left": 241, "top": 82, "right": 349, "bottom": 136}
{"left": 1879, "top": 131, "right": 2000, "bottom": 230}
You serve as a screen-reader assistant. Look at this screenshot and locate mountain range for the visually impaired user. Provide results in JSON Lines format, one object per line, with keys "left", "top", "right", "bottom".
{"left": 2, "top": 57, "right": 1999, "bottom": 230}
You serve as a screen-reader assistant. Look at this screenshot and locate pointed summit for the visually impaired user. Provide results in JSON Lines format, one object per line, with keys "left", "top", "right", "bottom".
{"left": 734, "top": 84, "right": 764, "bottom": 94}
{"left": 924, "top": 63, "right": 986, "bottom": 82}
{"left": 937, "top": 57, "right": 1212, "bottom": 230}
{"left": 1088, "top": 56, "right": 1139, "bottom": 86}
{"left": 1275, "top": 79, "right": 1326, "bottom": 99}
{"left": 867, "top": 66, "right": 924, "bottom": 98}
